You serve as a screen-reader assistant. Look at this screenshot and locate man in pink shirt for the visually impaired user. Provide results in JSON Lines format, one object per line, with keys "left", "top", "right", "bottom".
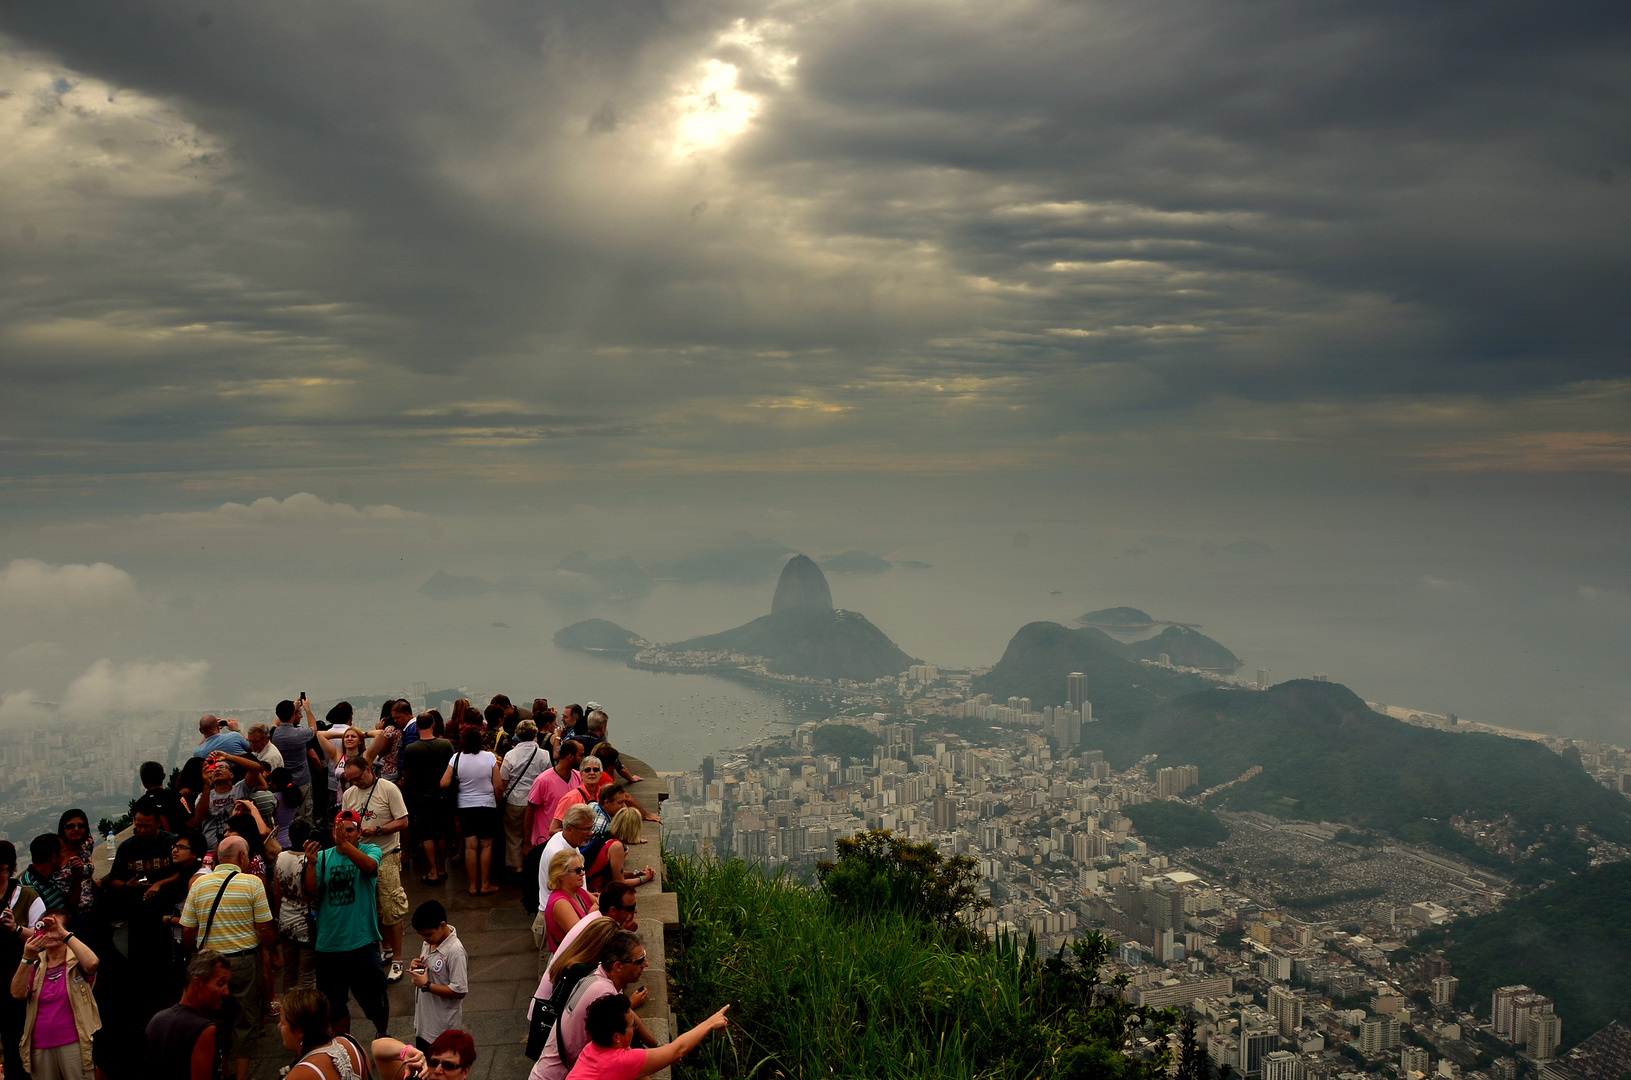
{"left": 565, "top": 994, "right": 729, "bottom": 1080}
{"left": 526, "top": 739, "right": 585, "bottom": 849}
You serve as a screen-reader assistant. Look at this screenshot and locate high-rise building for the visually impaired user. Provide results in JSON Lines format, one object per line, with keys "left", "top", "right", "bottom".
{"left": 1489, "top": 1059, "right": 1517, "bottom": 1080}
{"left": 1241, "top": 1027, "right": 1281, "bottom": 1075}
{"left": 932, "top": 797, "right": 957, "bottom": 832}
{"left": 1359, "top": 1017, "right": 1401, "bottom": 1055}
{"left": 1512, "top": 994, "right": 1554, "bottom": 1046}
{"left": 1257, "top": 668, "right": 1271, "bottom": 690}
{"left": 1401, "top": 1047, "right": 1430, "bottom": 1076}
{"left": 1420, "top": 953, "right": 1452, "bottom": 980}
{"left": 1492, "top": 985, "right": 1532, "bottom": 1040}
{"left": 1431, "top": 975, "right": 1459, "bottom": 1008}
{"left": 1528, "top": 1014, "right": 1562, "bottom": 1062}
{"left": 1263, "top": 1051, "right": 1302, "bottom": 1080}
{"left": 1157, "top": 765, "right": 1200, "bottom": 799}
{"left": 1268, "top": 985, "right": 1303, "bottom": 1035}
{"left": 702, "top": 756, "right": 715, "bottom": 787}
{"left": 1067, "top": 672, "right": 1088, "bottom": 713}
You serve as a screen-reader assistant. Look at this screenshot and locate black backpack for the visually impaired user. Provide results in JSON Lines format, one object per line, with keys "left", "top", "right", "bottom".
{"left": 524, "top": 961, "right": 596, "bottom": 1060}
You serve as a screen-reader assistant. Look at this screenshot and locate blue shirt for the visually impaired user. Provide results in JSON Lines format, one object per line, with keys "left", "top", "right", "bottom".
{"left": 191, "top": 732, "right": 254, "bottom": 759}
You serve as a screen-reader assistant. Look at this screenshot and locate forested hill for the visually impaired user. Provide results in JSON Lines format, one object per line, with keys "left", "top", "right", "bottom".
{"left": 1414, "top": 861, "right": 1631, "bottom": 1048}
{"left": 973, "top": 621, "right": 1211, "bottom": 718}
{"left": 1080, "top": 680, "right": 1631, "bottom": 884}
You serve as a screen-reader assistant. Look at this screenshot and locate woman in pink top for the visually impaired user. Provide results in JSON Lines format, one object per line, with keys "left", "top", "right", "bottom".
{"left": 543, "top": 851, "right": 594, "bottom": 954}
{"left": 8, "top": 911, "right": 100, "bottom": 1080}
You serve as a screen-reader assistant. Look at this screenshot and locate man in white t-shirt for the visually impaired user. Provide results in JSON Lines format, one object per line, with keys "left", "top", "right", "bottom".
{"left": 341, "top": 755, "right": 410, "bottom": 982}
{"left": 246, "top": 723, "right": 285, "bottom": 771}
{"left": 532, "top": 805, "right": 594, "bottom": 966}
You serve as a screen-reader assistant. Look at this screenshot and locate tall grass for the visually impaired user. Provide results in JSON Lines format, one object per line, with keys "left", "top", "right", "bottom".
{"left": 664, "top": 854, "right": 1166, "bottom": 1080}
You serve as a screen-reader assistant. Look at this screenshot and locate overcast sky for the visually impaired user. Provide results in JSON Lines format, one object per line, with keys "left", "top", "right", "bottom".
{"left": 1, "top": 1, "right": 1628, "bottom": 738}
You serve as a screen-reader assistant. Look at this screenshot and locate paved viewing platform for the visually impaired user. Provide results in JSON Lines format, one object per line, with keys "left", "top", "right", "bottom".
{"left": 236, "top": 758, "right": 672, "bottom": 1080}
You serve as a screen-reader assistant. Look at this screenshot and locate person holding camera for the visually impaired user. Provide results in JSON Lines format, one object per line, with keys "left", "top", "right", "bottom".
{"left": 408, "top": 901, "right": 467, "bottom": 1052}
{"left": 8, "top": 910, "right": 101, "bottom": 1080}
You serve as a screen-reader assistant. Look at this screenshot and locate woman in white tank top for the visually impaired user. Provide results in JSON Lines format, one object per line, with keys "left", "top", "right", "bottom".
{"left": 278, "top": 988, "right": 426, "bottom": 1080}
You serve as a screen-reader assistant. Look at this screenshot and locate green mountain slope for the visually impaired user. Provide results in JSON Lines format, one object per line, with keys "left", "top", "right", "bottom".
{"left": 1080, "top": 607, "right": 1156, "bottom": 627}
{"left": 973, "top": 621, "right": 1211, "bottom": 719}
{"left": 1414, "top": 862, "right": 1631, "bottom": 1048}
{"left": 554, "top": 618, "right": 647, "bottom": 655}
{"left": 1082, "top": 680, "right": 1631, "bottom": 883}
{"left": 1120, "top": 625, "right": 1242, "bottom": 671}
{"left": 670, "top": 607, "right": 918, "bottom": 683}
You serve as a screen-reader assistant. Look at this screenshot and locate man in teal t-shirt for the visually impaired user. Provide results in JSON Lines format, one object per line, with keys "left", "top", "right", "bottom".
{"left": 303, "top": 810, "right": 389, "bottom": 1037}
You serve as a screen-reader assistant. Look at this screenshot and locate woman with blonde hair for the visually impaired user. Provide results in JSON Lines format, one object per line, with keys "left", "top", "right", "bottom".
{"left": 534, "top": 916, "right": 617, "bottom": 1002}
{"left": 584, "top": 808, "right": 654, "bottom": 894}
{"left": 9, "top": 911, "right": 99, "bottom": 1080}
{"left": 540, "top": 851, "right": 593, "bottom": 958}
{"left": 316, "top": 726, "right": 368, "bottom": 803}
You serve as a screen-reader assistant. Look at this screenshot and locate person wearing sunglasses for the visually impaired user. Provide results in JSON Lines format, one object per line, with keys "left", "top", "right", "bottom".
{"left": 419, "top": 1030, "right": 476, "bottom": 1080}
{"left": 532, "top": 931, "right": 657, "bottom": 1080}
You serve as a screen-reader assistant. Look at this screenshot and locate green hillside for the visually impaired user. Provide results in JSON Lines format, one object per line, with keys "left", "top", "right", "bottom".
{"left": 1121, "top": 625, "right": 1242, "bottom": 671}
{"left": 1414, "top": 862, "right": 1631, "bottom": 1048}
{"left": 973, "top": 621, "right": 1211, "bottom": 719}
{"left": 1123, "top": 802, "right": 1228, "bottom": 850}
{"left": 554, "top": 618, "right": 647, "bottom": 655}
{"left": 670, "top": 607, "right": 918, "bottom": 683}
{"left": 1081, "top": 681, "right": 1631, "bottom": 884}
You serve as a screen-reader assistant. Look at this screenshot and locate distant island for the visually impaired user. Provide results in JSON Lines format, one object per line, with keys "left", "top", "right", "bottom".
{"left": 556, "top": 556, "right": 919, "bottom": 684}
{"left": 1079, "top": 606, "right": 1158, "bottom": 628}
{"left": 553, "top": 618, "right": 648, "bottom": 656}
{"left": 665, "top": 556, "right": 918, "bottom": 682}
{"left": 820, "top": 550, "right": 891, "bottom": 574}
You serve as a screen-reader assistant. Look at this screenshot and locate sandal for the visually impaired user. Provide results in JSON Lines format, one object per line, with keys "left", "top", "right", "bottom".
{"left": 269, "top": 999, "right": 282, "bottom": 1017}
{"left": 420, "top": 873, "right": 442, "bottom": 884}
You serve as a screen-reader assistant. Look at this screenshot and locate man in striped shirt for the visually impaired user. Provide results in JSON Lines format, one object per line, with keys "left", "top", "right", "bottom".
{"left": 180, "top": 836, "right": 274, "bottom": 1080}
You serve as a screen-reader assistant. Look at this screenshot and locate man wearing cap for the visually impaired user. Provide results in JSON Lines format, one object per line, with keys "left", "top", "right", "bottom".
{"left": 303, "top": 810, "right": 390, "bottom": 1039}
{"left": 341, "top": 754, "right": 410, "bottom": 983}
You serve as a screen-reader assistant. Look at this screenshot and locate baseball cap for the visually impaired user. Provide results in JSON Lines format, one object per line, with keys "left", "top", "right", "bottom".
{"left": 334, "top": 810, "right": 364, "bottom": 826}
{"left": 585, "top": 701, "right": 602, "bottom": 712}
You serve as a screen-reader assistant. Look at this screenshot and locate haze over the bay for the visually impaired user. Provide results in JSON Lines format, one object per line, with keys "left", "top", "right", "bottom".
{"left": 0, "top": 2, "right": 1627, "bottom": 744}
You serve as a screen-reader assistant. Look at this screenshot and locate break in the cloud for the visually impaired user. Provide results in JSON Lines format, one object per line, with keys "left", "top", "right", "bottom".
{"left": 0, "top": 558, "right": 137, "bottom": 613}
{"left": 0, "top": 0, "right": 1627, "bottom": 497}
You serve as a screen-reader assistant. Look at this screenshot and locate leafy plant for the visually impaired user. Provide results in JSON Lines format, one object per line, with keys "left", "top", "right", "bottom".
{"left": 816, "top": 828, "right": 989, "bottom": 937}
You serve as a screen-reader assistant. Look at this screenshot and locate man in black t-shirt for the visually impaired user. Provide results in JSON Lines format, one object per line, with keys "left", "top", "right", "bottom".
{"left": 138, "top": 761, "right": 190, "bottom": 834}
{"left": 104, "top": 807, "right": 179, "bottom": 969}
{"left": 147, "top": 950, "right": 232, "bottom": 1080}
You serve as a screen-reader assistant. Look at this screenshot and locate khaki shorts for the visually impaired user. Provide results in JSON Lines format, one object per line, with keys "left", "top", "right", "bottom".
{"left": 376, "top": 849, "right": 409, "bottom": 925}
{"left": 503, "top": 802, "right": 529, "bottom": 867}
{"left": 223, "top": 950, "right": 263, "bottom": 1058}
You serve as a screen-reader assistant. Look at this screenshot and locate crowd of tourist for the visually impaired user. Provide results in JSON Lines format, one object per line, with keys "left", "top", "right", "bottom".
{"left": 0, "top": 695, "right": 728, "bottom": 1080}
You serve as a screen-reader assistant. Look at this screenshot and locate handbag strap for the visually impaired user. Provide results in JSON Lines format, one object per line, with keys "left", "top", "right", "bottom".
{"left": 198, "top": 868, "right": 240, "bottom": 950}
{"left": 503, "top": 745, "right": 541, "bottom": 803}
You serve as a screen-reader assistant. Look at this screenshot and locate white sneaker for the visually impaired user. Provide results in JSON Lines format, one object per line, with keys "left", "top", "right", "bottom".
{"left": 387, "top": 961, "right": 404, "bottom": 983}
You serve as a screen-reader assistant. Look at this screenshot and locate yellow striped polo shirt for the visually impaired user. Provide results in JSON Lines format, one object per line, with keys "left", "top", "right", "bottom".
{"left": 179, "top": 867, "right": 272, "bottom": 954}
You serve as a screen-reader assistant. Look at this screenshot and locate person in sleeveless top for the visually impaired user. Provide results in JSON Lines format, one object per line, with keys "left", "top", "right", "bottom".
{"left": 145, "top": 950, "right": 233, "bottom": 1080}
{"left": 278, "top": 988, "right": 426, "bottom": 1080}
{"left": 541, "top": 851, "right": 594, "bottom": 957}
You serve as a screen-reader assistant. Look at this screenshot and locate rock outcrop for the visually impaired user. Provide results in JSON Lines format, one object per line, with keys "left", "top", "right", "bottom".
{"left": 770, "top": 554, "right": 834, "bottom": 613}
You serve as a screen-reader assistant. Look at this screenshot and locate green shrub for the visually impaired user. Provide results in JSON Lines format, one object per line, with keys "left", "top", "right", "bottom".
{"left": 816, "top": 828, "right": 988, "bottom": 937}
{"left": 666, "top": 851, "right": 1175, "bottom": 1080}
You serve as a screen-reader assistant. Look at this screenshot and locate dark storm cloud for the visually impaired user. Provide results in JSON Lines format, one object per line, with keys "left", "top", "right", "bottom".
{"left": 1, "top": 0, "right": 1628, "bottom": 491}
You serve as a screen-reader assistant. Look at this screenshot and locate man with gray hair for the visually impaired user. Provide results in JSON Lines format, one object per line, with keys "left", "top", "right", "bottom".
{"left": 245, "top": 723, "right": 284, "bottom": 771}
{"left": 179, "top": 836, "right": 274, "bottom": 1080}
{"left": 585, "top": 709, "right": 609, "bottom": 743}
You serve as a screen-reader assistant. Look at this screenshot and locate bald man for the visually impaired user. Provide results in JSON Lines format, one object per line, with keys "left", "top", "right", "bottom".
{"left": 192, "top": 714, "right": 254, "bottom": 759}
{"left": 180, "top": 837, "right": 274, "bottom": 1080}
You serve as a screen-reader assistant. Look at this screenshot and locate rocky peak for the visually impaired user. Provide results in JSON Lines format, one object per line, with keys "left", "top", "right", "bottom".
{"left": 770, "top": 554, "right": 834, "bottom": 614}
